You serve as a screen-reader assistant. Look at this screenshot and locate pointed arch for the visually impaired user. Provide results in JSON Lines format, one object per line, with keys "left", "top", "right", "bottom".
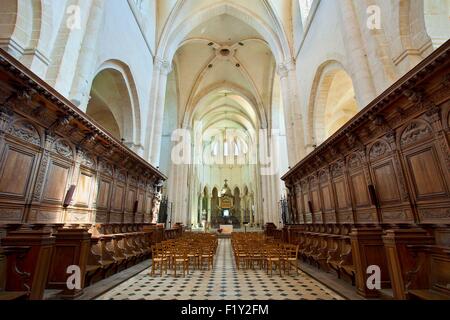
{"left": 87, "top": 59, "right": 142, "bottom": 147}
{"left": 307, "top": 60, "right": 359, "bottom": 146}
{"left": 157, "top": 1, "right": 291, "bottom": 65}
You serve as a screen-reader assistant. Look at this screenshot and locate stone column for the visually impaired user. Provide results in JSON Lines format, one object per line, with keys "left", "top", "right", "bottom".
{"left": 339, "top": 0, "right": 377, "bottom": 107}
{"left": 69, "top": 0, "right": 105, "bottom": 111}
{"left": 277, "top": 59, "right": 306, "bottom": 166}
{"left": 147, "top": 57, "right": 172, "bottom": 166}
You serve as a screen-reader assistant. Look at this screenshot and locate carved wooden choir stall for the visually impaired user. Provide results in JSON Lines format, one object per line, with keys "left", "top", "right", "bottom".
{"left": 0, "top": 48, "right": 172, "bottom": 300}
{"left": 280, "top": 40, "right": 450, "bottom": 300}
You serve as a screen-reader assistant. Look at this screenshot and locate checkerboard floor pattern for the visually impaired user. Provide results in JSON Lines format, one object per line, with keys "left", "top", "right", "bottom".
{"left": 97, "top": 239, "right": 344, "bottom": 300}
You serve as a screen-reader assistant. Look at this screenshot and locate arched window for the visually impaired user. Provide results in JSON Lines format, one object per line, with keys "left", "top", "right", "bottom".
{"left": 224, "top": 140, "right": 229, "bottom": 157}
{"left": 209, "top": 135, "right": 249, "bottom": 158}
{"left": 299, "top": 0, "right": 314, "bottom": 26}
{"left": 212, "top": 141, "right": 219, "bottom": 156}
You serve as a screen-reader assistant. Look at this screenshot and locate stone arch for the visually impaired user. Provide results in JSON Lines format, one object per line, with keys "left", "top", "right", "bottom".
{"left": 0, "top": 0, "right": 53, "bottom": 75}
{"left": 422, "top": 0, "right": 450, "bottom": 49}
{"left": 308, "top": 60, "right": 359, "bottom": 146}
{"left": 158, "top": 1, "right": 291, "bottom": 65}
{"left": 396, "top": 0, "right": 449, "bottom": 64}
{"left": 86, "top": 60, "right": 141, "bottom": 148}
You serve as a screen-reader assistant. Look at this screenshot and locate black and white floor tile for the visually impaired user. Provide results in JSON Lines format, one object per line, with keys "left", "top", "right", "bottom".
{"left": 97, "top": 239, "right": 344, "bottom": 300}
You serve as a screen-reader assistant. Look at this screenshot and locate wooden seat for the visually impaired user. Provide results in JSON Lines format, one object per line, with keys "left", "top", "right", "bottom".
{"left": 409, "top": 289, "right": 450, "bottom": 300}
{"left": 0, "top": 291, "right": 28, "bottom": 300}
{"left": 200, "top": 244, "right": 214, "bottom": 270}
{"left": 150, "top": 244, "right": 168, "bottom": 277}
{"left": 265, "top": 245, "right": 283, "bottom": 277}
{"left": 283, "top": 244, "right": 300, "bottom": 275}
{"left": 172, "top": 246, "right": 189, "bottom": 277}
{"left": 406, "top": 245, "right": 450, "bottom": 300}
{"left": 0, "top": 246, "right": 30, "bottom": 300}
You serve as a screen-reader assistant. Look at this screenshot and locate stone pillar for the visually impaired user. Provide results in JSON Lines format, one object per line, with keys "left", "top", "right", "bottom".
{"left": 46, "top": 227, "right": 91, "bottom": 299}
{"left": 147, "top": 57, "right": 172, "bottom": 166}
{"left": 277, "top": 60, "right": 305, "bottom": 166}
{"left": 383, "top": 228, "right": 434, "bottom": 300}
{"left": 339, "top": 0, "right": 377, "bottom": 107}
{"left": 2, "top": 226, "right": 55, "bottom": 300}
{"left": 68, "top": 0, "right": 105, "bottom": 111}
{"left": 350, "top": 227, "right": 390, "bottom": 298}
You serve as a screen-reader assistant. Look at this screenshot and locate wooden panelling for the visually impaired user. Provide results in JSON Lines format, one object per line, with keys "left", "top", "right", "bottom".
{"left": 74, "top": 171, "right": 95, "bottom": 207}
{"left": 0, "top": 48, "right": 166, "bottom": 227}
{"left": 145, "top": 193, "right": 152, "bottom": 215}
{"left": 371, "top": 160, "right": 401, "bottom": 203}
{"left": 320, "top": 185, "right": 333, "bottom": 210}
{"left": 126, "top": 188, "right": 136, "bottom": 212}
{"left": 97, "top": 179, "right": 112, "bottom": 210}
{"left": 112, "top": 184, "right": 125, "bottom": 211}
{"left": 42, "top": 160, "right": 71, "bottom": 203}
{"left": 350, "top": 173, "right": 370, "bottom": 207}
{"left": 334, "top": 179, "right": 349, "bottom": 209}
{"left": 404, "top": 146, "right": 448, "bottom": 198}
{"left": 0, "top": 48, "right": 168, "bottom": 300}
{"left": 137, "top": 192, "right": 144, "bottom": 214}
{"left": 0, "top": 144, "right": 36, "bottom": 198}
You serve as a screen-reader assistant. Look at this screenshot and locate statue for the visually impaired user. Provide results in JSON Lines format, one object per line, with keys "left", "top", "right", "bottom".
{"left": 151, "top": 191, "right": 162, "bottom": 224}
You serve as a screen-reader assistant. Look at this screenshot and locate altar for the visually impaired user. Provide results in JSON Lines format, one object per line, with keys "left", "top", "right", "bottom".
{"left": 220, "top": 225, "right": 233, "bottom": 234}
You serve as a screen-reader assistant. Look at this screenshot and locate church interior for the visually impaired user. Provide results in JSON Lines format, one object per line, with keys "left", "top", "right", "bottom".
{"left": 0, "top": 0, "right": 449, "bottom": 302}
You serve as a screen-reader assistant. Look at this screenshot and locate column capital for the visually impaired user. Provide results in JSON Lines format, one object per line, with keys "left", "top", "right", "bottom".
{"left": 276, "top": 58, "right": 296, "bottom": 78}
{"left": 154, "top": 56, "right": 172, "bottom": 75}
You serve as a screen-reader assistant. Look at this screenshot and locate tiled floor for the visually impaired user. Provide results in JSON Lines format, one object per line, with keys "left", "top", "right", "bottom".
{"left": 97, "top": 239, "right": 344, "bottom": 300}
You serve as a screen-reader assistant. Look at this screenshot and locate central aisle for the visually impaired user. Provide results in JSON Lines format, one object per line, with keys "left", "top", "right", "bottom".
{"left": 97, "top": 239, "right": 343, "bottom": 300}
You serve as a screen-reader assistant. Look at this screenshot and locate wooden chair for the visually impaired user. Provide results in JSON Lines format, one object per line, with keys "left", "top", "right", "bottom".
{"left": 150, "top": 244, "right": 168, "bottom": 277}
{"left": 187, "top": 244, "right": 201, "bottom": 270}
{"left": 265, "top": 245, "right": 283, "bottom": 277}
{"left": 234, "top": 244, "right": 247, "bottom": 270}
{"left": 249, "top": 244, "right": 265, "bottom": 270}
{"left": 200, "top": 244, "right": 214, "bottom": 270}
{"left": 172, "top": 246, "right": 189, "bottom": 277}
{"left": 283, "top": 244, "right": 300, "bottom": 275}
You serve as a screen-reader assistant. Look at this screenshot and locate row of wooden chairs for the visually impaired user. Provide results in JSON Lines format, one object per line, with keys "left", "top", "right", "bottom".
{"left": 290, "top": 230, "right": 356, "bottom": 285}
{"left": 150, "top": 233, "right": 218, "bottom": 277}
{"left": 85, "top": 224, "right": 155, "bottom": 285}
{"left": 232, "top": 233, "right": 300, "bottom": 277}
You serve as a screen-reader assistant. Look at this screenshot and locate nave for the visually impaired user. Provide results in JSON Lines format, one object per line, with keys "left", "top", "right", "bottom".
{"left": 97, "top": 239, "right": 343, "bottom": 301}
